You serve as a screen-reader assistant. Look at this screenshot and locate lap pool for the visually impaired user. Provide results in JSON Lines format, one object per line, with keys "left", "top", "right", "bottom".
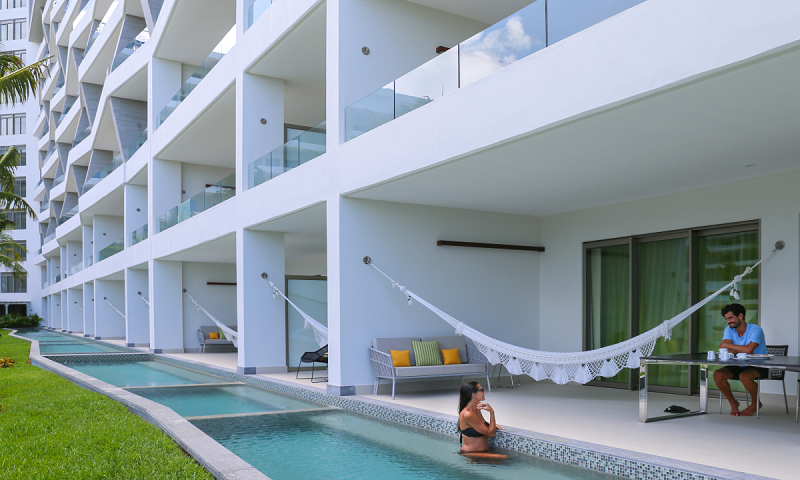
{"left": 41, "top": 351, "right": 618, "bottom": 480}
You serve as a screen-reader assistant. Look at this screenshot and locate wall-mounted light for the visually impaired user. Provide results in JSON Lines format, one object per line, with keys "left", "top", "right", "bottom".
{"left": 136, "top": 208, "right": 141, "bottom": 212}
{"left": 362, "top": 46, "right": 370, "bottom": 55}
{"left": 260, "top": 118, "right": 267, "bottom": 125}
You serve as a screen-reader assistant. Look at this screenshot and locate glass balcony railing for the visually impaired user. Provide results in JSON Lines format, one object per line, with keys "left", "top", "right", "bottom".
{"left": 111, "top": 28, "right": 149, "bottom": 71}
{"left": 73, "top": 0, "right": 91, "bottom": 29}
{"left": 40, "top": 121, "right": 49, "bottom": 139}
{"left": 69, "top": 262, "right": 83, "bottom": 276}
{"left": 53, "top": 76, "right": 65, "bottom": 96}
{"left": 53, "top": 173, "right": 65, "bottom": 187}
{"left": 155, "top": 27, "right": 234, "bottom": 129}
{"left": 85, "top": 255, "right": 94, "bottom": 268}
{"left": 98, "top": 237, "right": 124, "bottom": 261}
{"left": 58, "top": 204, "right": 79, "bottom": 225}
{"left": 246, "top": 0, "right": 273, "bottom": 30}
{"left": 42, "top": 280, "right": 50, "bottom": 288}
{"left": 344, "top": 0, "right": 645, "bottom": 141}
{"left": 55, "top": 96, "right": 78, "bottom": 127}
{"left": 73, "top": 124, "right": 92, "bottom": 147}
{"left": 247, "top": 121, "right": 326, "bottom": 189}
{"left": 156, "top": 173, "right": 236, "bottom": 234}
{"left": 43, "top": 232, "right": 56, "bottom": 244}
{"left": 128, "top": 223, "right": 148, "bottom": 246}
{"left": 82, "top": 153, "right": 123, "bottom": 195}
{"left": 83, "top": 1, "right": 117, "bottom": 59}
{"left": 40, "top": 201, "right": 50, "bottom": 213}
{"left": 55, "top": 274, "right": 61, "bottom": 283}
{"left": 126, "top": 127, "right": 147, "bottom": 158}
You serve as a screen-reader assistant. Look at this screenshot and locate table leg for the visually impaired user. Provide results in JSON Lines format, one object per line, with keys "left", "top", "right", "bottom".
{"left": 639, "top": 361, "right": 648, "bottom": 423}
{"left": 699, "top": 364, "right": 708, "bottom": 413}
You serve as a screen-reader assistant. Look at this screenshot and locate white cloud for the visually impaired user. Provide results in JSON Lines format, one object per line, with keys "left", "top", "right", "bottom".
{"left": 461, "top": 15, "right": 537, "bottom": 64}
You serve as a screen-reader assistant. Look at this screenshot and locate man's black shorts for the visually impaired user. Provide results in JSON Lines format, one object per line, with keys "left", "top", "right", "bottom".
{"left": 719, "top": 365, "right": 769, "bottom": 380}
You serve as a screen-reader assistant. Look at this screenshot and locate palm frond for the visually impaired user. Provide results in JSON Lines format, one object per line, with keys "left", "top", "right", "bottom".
{"left": 0, "top": 56, "right": 51, "bottom": 106}
{"left": 0, "top": 146, "right": 20, "bottom": 190}
{"left": 0, "top": 235, "right": 27, "bottom": 275}
{"left": 0, "top": 191, "right": 36, "bottom": 219}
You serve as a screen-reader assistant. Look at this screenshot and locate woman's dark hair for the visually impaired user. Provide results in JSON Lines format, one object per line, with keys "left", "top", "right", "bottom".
{"left": 457, "top": 381, "right": 481, "bottom": 431}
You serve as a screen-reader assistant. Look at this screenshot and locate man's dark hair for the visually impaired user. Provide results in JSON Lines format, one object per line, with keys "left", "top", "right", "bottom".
{"left": 721, "top": 303, "right": 746, "bottom": 318}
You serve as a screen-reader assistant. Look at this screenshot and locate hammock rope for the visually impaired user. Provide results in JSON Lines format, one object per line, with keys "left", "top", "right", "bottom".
{"left": 140, "top": 294, "right": 150, "bottom": 307}
{"left": 183, "top": 290, "right": 238, "bottom": 348}
{"left": 364, "top": 244, "right": 781, "bottom": 385}
{"left": 104, "top": 298, "right": 125, "bottom": 319}
{"left": 262, "top": 274, "right": 328, "bottom": 348}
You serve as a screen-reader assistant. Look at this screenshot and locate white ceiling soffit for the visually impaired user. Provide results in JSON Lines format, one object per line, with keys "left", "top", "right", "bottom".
{"left": 403, "top": 0, "right": 536, "bottom": 24}
{"left": 350, "top": 46, "right": 800, "bottom": 217}
{"left": 155, "top": 0, "right": 236, "bottom": 65}
{"left": 109, "top": 65, "right": 148, "bottom": 102}
{"left": 157, "top": 86, "right": 236, "bottom": 166}
{"left": 160, "top": 233, "right": 237, "bottom": 263}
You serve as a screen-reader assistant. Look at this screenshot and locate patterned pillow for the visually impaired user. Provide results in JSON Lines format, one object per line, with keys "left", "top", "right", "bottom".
{"left": 218, "top": 328, "right": 227, "bottom": 340}
{"left": 412, "top": 340, "right": 443, "bottom": 366}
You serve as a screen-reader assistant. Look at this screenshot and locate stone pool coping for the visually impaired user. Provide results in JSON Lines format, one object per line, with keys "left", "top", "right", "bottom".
{"left": 10, "top": 330, "right": 268, "bottom": 480}
{"left": 12, "top": 329, "right": 775, "bottom": 480}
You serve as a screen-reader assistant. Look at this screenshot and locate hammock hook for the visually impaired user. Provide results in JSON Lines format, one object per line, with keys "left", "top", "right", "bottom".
{"left": 363, "top": 256, "right": 372, "bottom": 265}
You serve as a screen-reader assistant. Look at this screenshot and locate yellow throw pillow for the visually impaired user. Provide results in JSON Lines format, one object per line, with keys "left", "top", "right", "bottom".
{"left": 390, "top": 350, "right": 411, "bottom": 367}
{"left": 441, "top": 348, "right": 461, "bottom": 365}
{"left": 208, "top": 332, "right": 219, "bottom": 339}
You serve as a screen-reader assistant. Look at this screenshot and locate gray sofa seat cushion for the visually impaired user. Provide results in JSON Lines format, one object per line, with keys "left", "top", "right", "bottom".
{"left": 199, "top": 325, "right": 236, "bottom": 340}
{"left": 373, "top": 337, "right": 421, "bottom": 366}
{"left": 421, "top": 335, "right": 468, "bottom": 364}
{"left": 204, "top": 339, "right": 233, "bottom": 345}
{"left": 395, "top": 363, "right": 486, "bottom": 377}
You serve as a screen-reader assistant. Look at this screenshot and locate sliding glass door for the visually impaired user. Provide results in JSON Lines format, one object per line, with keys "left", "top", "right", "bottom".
{"left": 585, "top": 242, "right": 630, "bottom": 385}
{"left": 584, "top": 222, "right": 759, "bottom": 392}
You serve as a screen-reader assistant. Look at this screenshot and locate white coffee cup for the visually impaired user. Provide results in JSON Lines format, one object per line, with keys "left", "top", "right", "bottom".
{"left": 737, "top": 352, "right": 748, "bottom": 359}
{"left": 719, "top": 349, "right": 729, "bottom": 361}
{"left": 707, "top": 351, "right": 716, "bottom": 360}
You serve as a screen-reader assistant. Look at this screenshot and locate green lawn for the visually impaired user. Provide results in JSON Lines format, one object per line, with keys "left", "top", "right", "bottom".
{"left": 0, "top": 330, "right": 213, "bottom": 480}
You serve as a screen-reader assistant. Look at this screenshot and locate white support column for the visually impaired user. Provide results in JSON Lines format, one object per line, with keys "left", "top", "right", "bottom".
{"left": 66, "top": 241, "right": 82, "bottom": 275}
{"left": 150, "top": 159, "right": 181, "bottom": 229}
{"left": 83, "top": 283, "right": 95, "bottom": 337}
{"left": 236, "top": 229, "right": 286, "bottom": 374}
{"left": 61, "top": 291, "right": 69, "bottom": 332}
{"left": 51, "top": 293, "right": 62, "bottom": 331}
{"left": 83, "top": 225, "right": 94, "bottom": 266}
{"left": 236, "top": 72, "right": 284, "bottom": 193}
{"left": 325, "top": 197, "right": 349, "bottom": 395}
{"left": 95, "top": 279, "right": 126, "bottom": 339}
{"left": 67, "top": 288, "right": 83, "bottom": 334}
{"left": 150, "top": 259, "right": 184, "bottom": 353}
{"left": 125, "top": 268, "right": 150, "bottom": 347}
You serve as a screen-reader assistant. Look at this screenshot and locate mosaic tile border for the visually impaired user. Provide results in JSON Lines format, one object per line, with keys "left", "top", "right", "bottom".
{"left": 23, "top": 344, "right": 773, "bottom": 480}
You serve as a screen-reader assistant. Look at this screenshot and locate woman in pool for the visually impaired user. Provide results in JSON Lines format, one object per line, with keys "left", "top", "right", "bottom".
{"left": 457, "top": 381, "right": 508, "bottom": 459}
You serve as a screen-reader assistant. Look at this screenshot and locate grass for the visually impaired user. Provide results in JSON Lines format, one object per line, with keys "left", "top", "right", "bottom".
{"left": 0, "top": 330, "right": 214, "bottom": 480}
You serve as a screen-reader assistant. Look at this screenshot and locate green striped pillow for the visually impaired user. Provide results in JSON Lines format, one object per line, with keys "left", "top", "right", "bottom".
{"left": 412, "top": 340, "right": 443, "bottom": 366}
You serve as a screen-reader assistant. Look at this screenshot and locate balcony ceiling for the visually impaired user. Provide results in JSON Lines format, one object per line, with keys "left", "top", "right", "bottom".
{"left": 404, "top": 0, "right": 536, "bottom": 24}
{"left": 251, "top": 203, "right": 327, "bottom": 261}
{"left": 349, "top": 45, "right": 800, "bottom": 217}
{"left": 247, "top": 3, "right": 326, "bottom": 127}
{"left": 111, "top": 66, "right": 148, "bottom": 102}
{"left": 82, "top": 186, "right": 124, "bottom": 217}
{"left": 155, "top": 0, "right": 236, "bottom": 65}
{"left": 160, "top": 233, "right": 236, "bottom": 263}
{"left": 157, "top": 85, "right": 236, "bottom": 166}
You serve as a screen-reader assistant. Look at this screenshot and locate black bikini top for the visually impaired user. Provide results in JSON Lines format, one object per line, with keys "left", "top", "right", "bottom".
{"left": 459, "top": 422, "right": 490, "bottom": 443}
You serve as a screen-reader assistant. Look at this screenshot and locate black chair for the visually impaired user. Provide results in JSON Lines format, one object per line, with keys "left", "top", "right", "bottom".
{"left": 718, "top": 344, "right": 789, "bottom": 418}
{"left": 296, "top": 344, "right": 328, "bottom": 383}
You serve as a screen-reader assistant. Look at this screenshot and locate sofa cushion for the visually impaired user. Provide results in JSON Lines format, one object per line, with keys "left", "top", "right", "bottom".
{"left": 421, "top": 335, "right": 468, "bottom": 364}
{"left": 394, "top": 363, "right": 486, "bottom": 377}
{"left": 204, "top": 339, "right": 233, "bottom": 345}
{"left": 373, "top": 337, "right": 421, "bottom": 365}
{"left": 390, "top": 350, "right": 411, "bottom": 367}
{"left": 441, "top": 348, "right": 462, "bottom": 365}
{"left": 412, "top": 340, "right": 443, "bottom": 366}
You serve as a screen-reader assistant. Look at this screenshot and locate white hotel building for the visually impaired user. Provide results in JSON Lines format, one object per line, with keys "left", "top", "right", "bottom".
{"left": 28, "top": 0, "right": 800, "bottom": 397}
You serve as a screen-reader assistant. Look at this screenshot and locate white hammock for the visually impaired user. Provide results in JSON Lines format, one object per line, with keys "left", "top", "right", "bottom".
{"left": 365, "top": 247, "right": 780, "bottom": 385}
{"left": 183, "top": 290, "right": 239, "bottom": 348}
{"left": 74, "top": 302, "right": 83, "bottom": 313}
{"left": 140, "top": 294, "right": 150, "bottom": 307}
{"left": 263, "top": 275, "right": 328, "bottom": 348}
{"left": 104, "top": 298, "right": 126, "bottom": 319}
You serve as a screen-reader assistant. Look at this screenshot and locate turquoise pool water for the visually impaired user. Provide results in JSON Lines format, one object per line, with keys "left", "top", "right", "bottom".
{"left": 14, "top": 330, "right": 85, "bottom": 342}
{"left": 39, "top": 342, "right": 128, "bottom": 353}
{"left": 130, "top": 384, "right": 324, "bottom": 417}
{"left": 192, "top": 411, "right": 614, "bottom": 480}
{"left": 63, "top": 361, "right": 230, "bottom": 387}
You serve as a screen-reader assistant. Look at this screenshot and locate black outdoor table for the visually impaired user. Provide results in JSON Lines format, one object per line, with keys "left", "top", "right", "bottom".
{"left": 638, "top": 353, "right": 800, "bottom": 422}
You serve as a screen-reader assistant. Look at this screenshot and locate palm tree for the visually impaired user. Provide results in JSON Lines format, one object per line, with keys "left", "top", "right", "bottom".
{"left": 0, "top": 48, "right": 50, "bottom": 277}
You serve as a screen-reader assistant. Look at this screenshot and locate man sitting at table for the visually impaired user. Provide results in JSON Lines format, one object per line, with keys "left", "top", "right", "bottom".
{"left": 713, "top": 303, "right": 768, "bottom": 417}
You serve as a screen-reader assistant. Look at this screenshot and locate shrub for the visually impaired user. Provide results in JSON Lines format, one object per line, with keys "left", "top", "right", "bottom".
{"left": 0, "top": 314, "right": 42, "bottom": 329}
{"left": 0, "top": 357, "right": 15, "bottom": 368}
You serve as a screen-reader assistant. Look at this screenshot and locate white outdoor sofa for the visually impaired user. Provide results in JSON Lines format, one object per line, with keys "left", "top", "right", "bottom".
{"left": 197, "top": 325, "right": 236, "bottom": 353}
{"left": 369, "top": 335, "right": 491, "bottom": 399}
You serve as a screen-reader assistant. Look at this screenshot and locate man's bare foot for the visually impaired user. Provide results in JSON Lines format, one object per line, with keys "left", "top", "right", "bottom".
{"left": 729, "top": 400, "right": 740, "bottom": 416}
{"left": 737, "top": 402, "right": 763, "bottom": 417}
